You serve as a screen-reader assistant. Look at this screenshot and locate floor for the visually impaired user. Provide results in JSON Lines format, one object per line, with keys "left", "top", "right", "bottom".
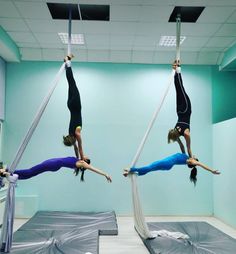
{"left": 13, "top": 216, "right": 236, "bottom": 254}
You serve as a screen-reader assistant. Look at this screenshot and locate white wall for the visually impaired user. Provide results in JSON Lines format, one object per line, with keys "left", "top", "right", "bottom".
{"left": 213, "top": 118, "right": 236, "bottom": 228}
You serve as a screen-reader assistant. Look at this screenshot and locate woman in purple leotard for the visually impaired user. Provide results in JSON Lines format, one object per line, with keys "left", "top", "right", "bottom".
{"left": 0, "top": 157, "right": 112, "bottom": 182}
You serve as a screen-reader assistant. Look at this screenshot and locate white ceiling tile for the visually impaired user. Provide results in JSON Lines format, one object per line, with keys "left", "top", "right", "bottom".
{"left": 0, "top": 0, "right": 236, "bottom": 65}
{"left": 20, "top": 48, "right": 42, "bottom": 61}
{"left": 110, "top": 50, "right": 132, "bottom": 63}
{"left": 201, "top": 47, "right": 225, "bottom": 52}
{"left": 74, "top": 49, "right": 88, "bottom": 62}
{"left": 82, "top": 21, "right": 110, "bottom": 34}
{"left": 111, "top": 5, "right": 141, "bottom": 22}
{"left": 38, "top": 42, "right": 65, "bottom": 49}
{"left": 0, "top": 0, "right": 20, "bottom": 18}
{"left": 180, "top": 52, "right": 198, "bottom": 65}
{"left": 87, "top": 49, "right": 110, "bottom": 62}
{"left": 203, "top": 0, "right": 236, "bottom": 6}
{"left": 133, "top": 35, "right": 156, "bottom": 48}
{"left": 182, "top": 37, "right": 210, "bottom": 48}
{"left": 198, "top": 7, "right": 236, "bottom": 23}
{"left": 109, "top": 0, "right": 143, "bottom": 4}
{"left": 110, "top": 44, "right": 133, "bottom": 50}
{"left": 14, "top": 1, "right": 51, "bottom": 19}
{"left": 110, "top": 35, "right": 134, "bottom": 46}
{"left": 110, "top": 21, "right": 137, "bottom": 35}
{"left": 132, "top": 50, "right": 154, "bottom": 64}
{"left": 133, "top": 46, "right": 157, "bottom": 51}
{"left": 110, "top": 35, "right": 134, "bottom": 50}
{"left": 182, "top": 23, "right": 222, "bottom": 36}
{"left": 7, "top": 31, "right": 37, "bottom": 43}
{"left": 68, "top": 20, "right": 85, "bottom": 34}
{"left": 181, "top": 47, "right": 203, "bottom": 52}
{"left": 215, "top": 24, "right": 236, "bottom": 36}
{"left": 0, "top": 18, "right": 29, "bottom": 32}
{"left": 205, "top": 37, "right": 236, "bottom": 47}
{"left": 25, "top": 19, "right": 64, "bottom": 33}
{"left": 136, "top": 23, "right": 175, "bottom": 36}
{"left": 85, "top": 34, "right": 109, "bottom": 47}
{"left": 17, "top": 42, "right": 40, "bottom": 48}
{"left": 34, "top": 33, "right": 61, "bottom": 44}
{"left": 139, "top": 6, "right": 174, "bottom": 22}
{"left": 196, "top": 51, "right": 220, "bottom": 65}
{"left": 227, "top": 10, "right": 236, "bottom": 22}
{"left": 153, "top": 51, "right": 175, "bottom": 64}
{"left": 42, "top": 49, "right": 65, "bottom": 61}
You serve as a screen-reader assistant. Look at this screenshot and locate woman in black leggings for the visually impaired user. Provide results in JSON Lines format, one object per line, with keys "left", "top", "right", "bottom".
{"left": 63, "top": 56, "right": 86, "bottom": 160}
{"left": 168, "top": 60, "right": 193, "bottom": 158}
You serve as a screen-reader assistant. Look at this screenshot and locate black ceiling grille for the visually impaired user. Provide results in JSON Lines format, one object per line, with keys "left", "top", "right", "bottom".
{"left": 47, "top": 3, "right": 110, "bottom": 21}
{"left": 169, "top": 6, "right": 205, "bottom": 23}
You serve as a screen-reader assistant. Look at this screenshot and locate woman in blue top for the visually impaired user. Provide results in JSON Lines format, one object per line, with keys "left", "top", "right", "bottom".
{"left": 0, "top": 157, "right": 112, "bottom": 183}
{"left": 123, "top": 152, "right": 220, "bottom": 185}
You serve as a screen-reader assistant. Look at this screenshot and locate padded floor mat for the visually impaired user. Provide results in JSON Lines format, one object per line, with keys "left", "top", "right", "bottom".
{"left": 141, "top": 221, "right": 236, "bottom": 254}
{"left": 2, "top": 211, "right": 118, "bottom": 254}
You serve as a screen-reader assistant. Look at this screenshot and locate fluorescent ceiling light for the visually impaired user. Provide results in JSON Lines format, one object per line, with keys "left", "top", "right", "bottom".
{"left": 159, "top": 36, "right": 186, "bottom": 46}
{"left": 58, "top": 33, "right": 85, "bottom": 45}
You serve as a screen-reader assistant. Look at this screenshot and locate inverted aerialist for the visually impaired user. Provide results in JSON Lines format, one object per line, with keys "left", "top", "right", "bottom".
{"left": 168, "top": 60, "right": 193, "bottom": 158}
{"left": 123, "top": 145, "right": 220, "bottom": 185}
{"left": 63, "top": 55, "right": 88, "bottom": 161}
{"left": 0, "top": 157, "right": 112, "bottom": 183}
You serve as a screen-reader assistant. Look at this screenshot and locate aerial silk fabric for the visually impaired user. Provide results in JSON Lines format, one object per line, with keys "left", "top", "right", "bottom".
{"left": 129, "top": 17, "right": 181, "bottom": 240}
{"left": 0, "top": 64, "right": 65, "bottom": 252}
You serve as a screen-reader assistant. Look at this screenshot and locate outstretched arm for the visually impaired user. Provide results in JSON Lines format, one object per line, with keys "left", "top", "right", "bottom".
{"left": 76, "top": 160, "right": 112, "bottom": 182}
{"left": 188, "top": 158, "right": 220, "bottom": 174}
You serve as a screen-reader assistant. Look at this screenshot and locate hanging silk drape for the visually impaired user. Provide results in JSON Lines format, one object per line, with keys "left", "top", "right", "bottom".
{"left": 0, "top": 63, "right": 66, "bottom": 252}
{"left": 0, "top": 7, "right": 73, "bottom": 252}
{"left": 129, "top": 16, "right": 181, "bottom": 240}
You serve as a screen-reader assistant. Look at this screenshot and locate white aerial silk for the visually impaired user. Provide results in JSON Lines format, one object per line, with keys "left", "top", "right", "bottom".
{"left": 129, "top": 16, "right": 181, "bottom": 239}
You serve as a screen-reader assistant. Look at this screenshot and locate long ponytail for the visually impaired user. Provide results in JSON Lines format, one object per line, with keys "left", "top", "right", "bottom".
{"left": 190, "top": 166, "right": 197, "bottom": 186}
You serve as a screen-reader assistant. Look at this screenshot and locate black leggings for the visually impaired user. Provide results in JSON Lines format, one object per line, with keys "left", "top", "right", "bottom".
{"left": 66, "top": 67, "right": 82, "bottom": 135}
{"left": 174, "top": 73, "right": 191, "bottom": 117}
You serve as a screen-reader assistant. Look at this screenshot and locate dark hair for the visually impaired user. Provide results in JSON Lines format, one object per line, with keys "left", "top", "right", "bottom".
{"left": 63, "top": 135, "right": 76, "bottom": 146}
{"left": 74, "top": 158, "right": 91, "bottom": 182}
{"left": 187, "top": 158, "right": 199, "bottom": 168}
{"left": 0, "top": 162, "right": 3, "bottom": 169}
{"left": 190, "top": 167, "right": 197, "bottom": 186}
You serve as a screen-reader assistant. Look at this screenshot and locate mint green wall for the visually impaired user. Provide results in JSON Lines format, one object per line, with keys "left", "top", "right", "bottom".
{"left": 212, "top": 67, "right": 236, "bottom": 123}
{"left": 4, "top": 62, "right": 213, "bottom": 216}
{"left": 0, "top": 57, "right": 5, "bottom": 120}
{"left": 213, "top": 118, "right": 236, "bottom": 228}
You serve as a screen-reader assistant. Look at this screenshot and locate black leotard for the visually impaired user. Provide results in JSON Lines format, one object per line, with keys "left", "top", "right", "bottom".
{"left": 174, "top": 72, "right": 191, "bottom": 136}
{"left": 66, "top": 67, "right": 82, "bottom": 136}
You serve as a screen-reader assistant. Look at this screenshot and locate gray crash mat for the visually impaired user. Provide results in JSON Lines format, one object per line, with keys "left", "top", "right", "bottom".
{"left": 19, "top": 210, "right": 118, "bottom": 235}
{"left": 141, "top": 221, "right": 236, "bottom": 254}
{"left": 1, "top": 211, "right": 118, "bottom": 254}
{"left": 9, "top": 228, "right": 98, "bottom": 254}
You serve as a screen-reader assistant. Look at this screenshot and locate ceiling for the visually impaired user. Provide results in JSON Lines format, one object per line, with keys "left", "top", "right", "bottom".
{"left": 1, "top": 0, "right": 236, "bottom": 66}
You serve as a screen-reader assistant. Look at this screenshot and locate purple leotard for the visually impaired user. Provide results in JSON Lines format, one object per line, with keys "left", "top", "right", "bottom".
{"left": 14, "top": 157, "right": 78, "bottom": 180}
